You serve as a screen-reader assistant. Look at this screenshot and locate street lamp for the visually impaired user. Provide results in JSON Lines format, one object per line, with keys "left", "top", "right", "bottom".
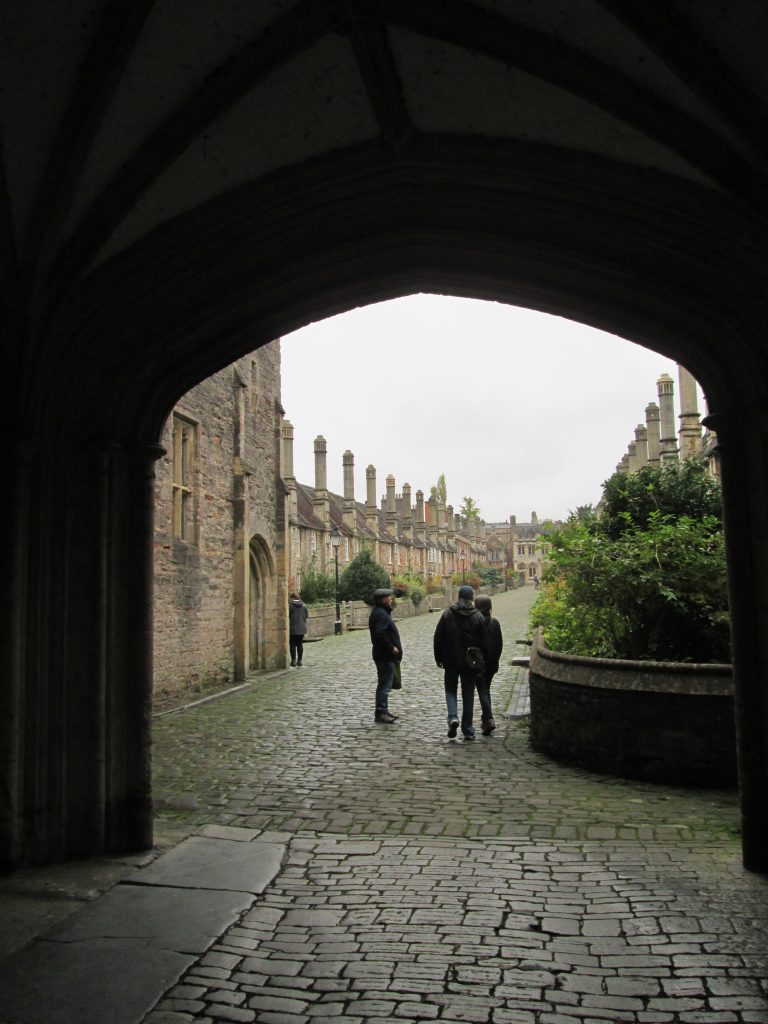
{"left": 460, "top": 550, "right": 466, "bottom": 583}
{"left": 330, "top": 526, "right": 342, "bottom": 635}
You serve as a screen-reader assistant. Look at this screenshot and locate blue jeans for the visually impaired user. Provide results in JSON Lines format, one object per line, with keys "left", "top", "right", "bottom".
{"left": 476, "top": 672, "right": 494, "bottom": 722}
{"left": 375, "top": 659, "right": 396, "bottom": 713}
{"left": 443, "top": 666, "right": 477, "bottom": 737}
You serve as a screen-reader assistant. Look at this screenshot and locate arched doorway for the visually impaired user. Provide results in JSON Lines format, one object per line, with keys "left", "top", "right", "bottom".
{"left": 248, "top": 535, "right": 280, "bottom": 673}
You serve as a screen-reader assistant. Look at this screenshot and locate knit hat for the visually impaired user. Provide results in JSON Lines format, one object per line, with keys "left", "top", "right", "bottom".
{"left": 458, "top": 585, "right": 474, "bottom": 600}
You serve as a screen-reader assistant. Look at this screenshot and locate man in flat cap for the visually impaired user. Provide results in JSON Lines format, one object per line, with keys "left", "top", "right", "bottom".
{"left": 369, "top": 588, "right": 402, "bottom": 724}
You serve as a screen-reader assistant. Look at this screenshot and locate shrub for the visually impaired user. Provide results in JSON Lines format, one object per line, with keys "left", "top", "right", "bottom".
{"left": 475, "top": 566, "right": 503, "bottom": 587}
{"left": 529, "top": 465, "right": 730, "bottom": 663}
{"left": 299, "top": 562, "right": 336, "bottom": 605}
{"left": 394, "top": 572, "right": 427, "bottom": 607}
{"left": 339, "top": 549, "right": 391, "bottom": 604}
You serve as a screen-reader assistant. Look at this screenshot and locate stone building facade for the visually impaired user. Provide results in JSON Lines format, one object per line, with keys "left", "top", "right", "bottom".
{"left": 154, "top": 342, "right": 288, "bottom": 699}
{"left": 282, "top": 428, "right": 503, "bottom": 591}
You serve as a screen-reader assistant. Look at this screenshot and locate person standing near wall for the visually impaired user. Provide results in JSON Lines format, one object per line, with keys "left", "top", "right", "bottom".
{"left": 289, "top": 591, "right": 308, "bottom": 666}
{"left": 473, "top": 594, "right": 503, "bottom": 735}
{"left": 369, "top": 588, "right": 403, "bottom": 724}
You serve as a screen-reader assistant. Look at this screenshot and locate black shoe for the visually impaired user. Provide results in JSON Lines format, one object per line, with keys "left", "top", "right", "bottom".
{"left": 447, "top": 719, "right": 459, "bottom": 738}
{"left": 296, "top": 660, "right": 302, "bottom": 667}
{"left": 482, "top": 718, "right": 496, "bottom": 735}
{"left": 290, "top": 660, "right": 296, "bottom": 666}
{"left": 375, "top": 711, "right": 396, "bottom": 724}
{"left": 463, "top": 732, "right": 476, "bottom": 741}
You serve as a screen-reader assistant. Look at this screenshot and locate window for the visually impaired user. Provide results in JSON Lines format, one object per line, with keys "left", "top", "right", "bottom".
{"left": 310, "top": 532, "right": 317, "bottom": 555}
{"left": 172, "top": 415, "right": 197, "bottom": 542}
{"left": 344, "top": 538, "right": 350, "bottom": 561}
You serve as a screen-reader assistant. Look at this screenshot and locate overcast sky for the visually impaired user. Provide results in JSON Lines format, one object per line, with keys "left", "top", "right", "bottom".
{"left": 280, "top": 294, "right": 687, "bottom": 523}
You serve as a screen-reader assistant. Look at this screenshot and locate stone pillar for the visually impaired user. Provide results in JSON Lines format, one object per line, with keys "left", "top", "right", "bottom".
{"left": 313, "top": 435, "right": 330, "bottom": 527}
{"left": 657, "top": 373, "right": 679, "bottom": 461}
{"left": 678, "top": 364, "right": 703, "bottom": 459}
{"left": 707, "top": 409, "right": 768, "bottom": 871}
{"left": 233, "top": 381, "right": 250, "bottom": 681}
{"left": 342, "top": 450, "right": 356, "bottom": 533}
{"left": 0, "top": 435, "right": 33, "bottom": 869}
{"left": 634, "top": 424, "right": 648, "bottom": 468}
{"left": 282, "top": 420, "right": 297, "bottom": 520}
{"left": 645, "top": 402, "right": 661, "bottom": 467}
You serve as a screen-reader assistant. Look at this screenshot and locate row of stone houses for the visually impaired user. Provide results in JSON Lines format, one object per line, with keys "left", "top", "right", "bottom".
{"left": 153, "top": 339, "right": 551, "bottom": 698}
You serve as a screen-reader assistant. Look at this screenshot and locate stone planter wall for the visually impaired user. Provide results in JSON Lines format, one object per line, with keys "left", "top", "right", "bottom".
{"left": 529, "top": 631, "right": 736, "bottom": 787}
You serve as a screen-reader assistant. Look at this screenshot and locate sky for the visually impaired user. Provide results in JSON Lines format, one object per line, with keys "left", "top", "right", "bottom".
{"left": 280, "top": 294, "right": 687, "bottom": 524}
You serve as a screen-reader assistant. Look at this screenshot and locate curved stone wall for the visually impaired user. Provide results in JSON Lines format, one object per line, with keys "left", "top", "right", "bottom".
{"left": 528, "top": 632, "right": 736, "bottom": 787}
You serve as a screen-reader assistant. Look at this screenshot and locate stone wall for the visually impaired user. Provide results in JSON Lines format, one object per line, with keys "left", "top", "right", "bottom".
{"left": 528, "top": 632, "right": 736, "bottom": 787}
{"left": 154, "top": 343, "right": 285, "bottom": 698}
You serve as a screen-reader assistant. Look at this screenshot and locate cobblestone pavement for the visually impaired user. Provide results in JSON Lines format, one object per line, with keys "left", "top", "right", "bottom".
{"left": 149, "top": 588, "right": 768, "bottom": 1024}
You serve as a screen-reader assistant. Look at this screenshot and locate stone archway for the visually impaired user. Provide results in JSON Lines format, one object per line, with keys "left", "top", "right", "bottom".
{"left": 248, "top": 535, "right": 279, "bottom": 674}
{"left": 3, "top": 3, "right": 768, "bottom": 872}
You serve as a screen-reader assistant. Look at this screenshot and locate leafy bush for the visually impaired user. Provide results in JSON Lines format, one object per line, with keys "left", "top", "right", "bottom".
{"left": 393, "top": 572, "right": 427, "bottom": 607}
{"left": 299, "top": 562, "right": 336, "bottom": 605}
{"left": 339, "top": 549, "right": 391, "bottom": 604}
{"left": 530, "top": 464, "right": 730, "bottom": 663}
{"left": 475, "top": 566, "right": 503, "bottom": 587}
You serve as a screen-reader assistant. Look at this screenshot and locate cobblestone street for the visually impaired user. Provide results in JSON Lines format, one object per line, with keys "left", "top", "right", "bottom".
{"left": 148, "top": 587, "right": 768, "bottom": 1024}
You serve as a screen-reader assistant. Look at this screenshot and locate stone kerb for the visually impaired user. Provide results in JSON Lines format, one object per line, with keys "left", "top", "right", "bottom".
{"left": 528, "top": 630, "right": 736, "bottom": 787}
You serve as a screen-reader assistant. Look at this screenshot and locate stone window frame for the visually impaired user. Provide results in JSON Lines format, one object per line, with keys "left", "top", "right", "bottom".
{"left": 171, "top": 413, "right": 199, "bottom": 544}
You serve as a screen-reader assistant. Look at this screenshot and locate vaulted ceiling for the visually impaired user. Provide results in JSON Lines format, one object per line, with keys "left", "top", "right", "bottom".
{"left": 3, "top": 1, "right": 768, "bottom": 433}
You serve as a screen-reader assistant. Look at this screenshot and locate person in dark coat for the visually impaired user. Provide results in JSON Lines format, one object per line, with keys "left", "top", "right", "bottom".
{"left": 474, "top": 594, "right": 503, "bottom": 735}
{"left": 288, "top": 591, "right": 308, "bottom": 666}
{"left": 369, "top": 588, "right": 403, "bottom": 724}
{"left": 433, "top": 584, "right": 489, "bottom": 740}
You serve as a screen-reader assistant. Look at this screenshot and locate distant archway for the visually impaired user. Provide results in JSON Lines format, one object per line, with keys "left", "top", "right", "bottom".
{"left": 248, "top": 536, "right": 279, "bottom": 674}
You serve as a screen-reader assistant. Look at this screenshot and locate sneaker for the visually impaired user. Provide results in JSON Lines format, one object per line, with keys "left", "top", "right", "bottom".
{"left": 463, "top": 732, "right": 476, "bottom": 741}
{"left": 447, "top": 719, "right": 459, "bottom": 738}
{"left": 482, "top": 718, "right": 496, "bottom": 735}
{"left": 375, "top": 711, "right": 396, "bottom": 724}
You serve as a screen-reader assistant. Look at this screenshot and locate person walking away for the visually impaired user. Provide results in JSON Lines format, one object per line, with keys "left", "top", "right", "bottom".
{"left": 433, "top": 584, "right": 489, "bottom": 740}
{"left": 473, "top": 594, "right": 503, "bottom": 735}
{"left": 369, "top": 588, "right": 403, "bottom": 724}
{"left": 288, "top": 591, "right": 308, "bottom": 666}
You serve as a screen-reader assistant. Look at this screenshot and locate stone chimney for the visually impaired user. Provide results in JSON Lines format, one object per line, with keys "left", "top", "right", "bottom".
{"left": 627, "top": 440, "right": 639, "bottom": 474}
{"left": 645, "top": 402, "right": 661, "bottom": 467}
{"left": 437, "top": 497, "right": 447, "bottom": 547}
{"left": 427, "top": 496, "right": 439, "bottom": 545}
{"left": 282, "top": 419, "right": 297, "bottom": 520}
{"left": 531, "top": 511, "right": 538, "bottom": 526}
{"left": 366, "top": 465, "right": 379, "bottom": 532}
{"left": 678, "top": 364, "right": 703, "bottom": 459}
{"left": 446, "top": 504, "right": 455, "bottom": 548}
{"left": 312, "top": 435, "right": 330, "bottom": 526}
{"left": 634, "top": 424, "right": 648, "bottom": 468}
{"left": 386, "top": 474, "right": 397, "bottom": 533}
{"left": 402, "top": 483, "right": 413, "bottom": 541}
{"left": 342, "top": 450, "right": 356, "bottom": 533}
{"left": 657, "top": 373, "right": 679, "bottom": 462}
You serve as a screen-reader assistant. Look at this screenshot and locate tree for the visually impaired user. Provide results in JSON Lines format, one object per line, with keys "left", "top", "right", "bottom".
{"left": 339, "top": 549, "right": 392, "bottom": 604}
{"left": 530, "top": 463, "right": 730, "bottom": 662}
{"left": 460, "top": 496, "right": 481, "bottom": 520}
{"left": 430, "top": 473, "right": 448, "bottom": 507}
{"left": 599, "top": 460, "right": 722, "bottom": 539}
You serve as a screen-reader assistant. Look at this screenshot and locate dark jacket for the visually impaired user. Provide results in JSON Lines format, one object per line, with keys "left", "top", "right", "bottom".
{"left": 289, "top": 598, "right": 308, "bottom": 636}
{"left": 433, "top": 599, "right": 488, "bottom": 669}
{"left": 481, "top": 615, "right": 503, "bottom": 676}
{"left": 369, "top": 604, "right": 403, "bottom": 663}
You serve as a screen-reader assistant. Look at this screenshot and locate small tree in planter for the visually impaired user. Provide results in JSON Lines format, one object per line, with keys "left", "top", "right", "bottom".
{"left": 339, "top": 549, "right": 392, "bottom": 604}
{"left": 299, "top": 561, "right": 336, "bottom": 604}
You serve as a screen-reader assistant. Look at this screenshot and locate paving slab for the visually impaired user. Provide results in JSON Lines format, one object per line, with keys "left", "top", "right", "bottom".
{"left": 125, "top": 837, "right": 285, "bottom": 893}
